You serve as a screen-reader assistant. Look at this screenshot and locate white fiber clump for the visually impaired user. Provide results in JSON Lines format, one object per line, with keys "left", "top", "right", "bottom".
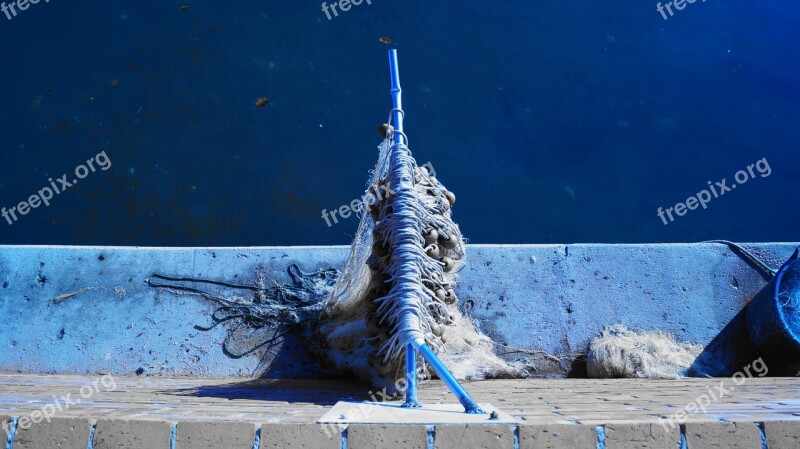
{"left": 317, "top": 138, "right": 520, "bottom": 390}
{"left": 436, "top": 312, "right": 518, "bottom": 381}
{"left": 586, "top": 325, "right": 702, "bottom": 378}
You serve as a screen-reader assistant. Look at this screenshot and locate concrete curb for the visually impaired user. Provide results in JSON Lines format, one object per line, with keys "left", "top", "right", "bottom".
{"left": 0, "top": 243, "right": 796, "bottom": 378}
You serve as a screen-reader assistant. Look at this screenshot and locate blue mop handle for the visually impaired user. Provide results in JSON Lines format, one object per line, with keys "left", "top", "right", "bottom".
{"left": 387, "top": 48, "right": 422, "bottom": 347}
{"left": 389, "top": 49, "right": 422, "bottom": 409}
{"left": 388, "top": 49, "right": 405, "bottom": 146}
{"left": 386, "top": 50, "right": 484, "bottom": 415}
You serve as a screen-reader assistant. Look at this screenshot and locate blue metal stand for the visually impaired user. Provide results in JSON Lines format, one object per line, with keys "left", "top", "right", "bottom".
{"left": 402, "top": 344, "right": 421, "bottom": 408}
{"left": 388, "top": 49, "right": 485, "bottom": 415}
{"left": 418, "top": 344, "right": 484, "bottom": 414}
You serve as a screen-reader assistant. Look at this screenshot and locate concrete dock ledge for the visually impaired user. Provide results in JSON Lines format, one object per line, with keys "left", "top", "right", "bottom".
{"left": 0, "top": 243, "right": 796, "bottom": 377}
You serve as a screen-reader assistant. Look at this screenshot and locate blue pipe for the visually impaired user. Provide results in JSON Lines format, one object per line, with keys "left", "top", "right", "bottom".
{"left": 389, "top": 50, "right": 420, "bottom": 409}
{"left": 388, "top": 49, "right": 405, "bottom": 145}
{"left": 418, "top": 343, "right": 485, "bottom": 414}
{"left": 403, "top": 344, "right": 421, "bottom": 408}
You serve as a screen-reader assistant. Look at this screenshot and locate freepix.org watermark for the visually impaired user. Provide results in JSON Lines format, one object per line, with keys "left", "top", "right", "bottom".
{"left": 321, "top": 0, "right": 372, "bottom": 21}
{"left": 1, "top": 151, "right": 112, "bottom": 226}
{"left": 321, "top": 161, "right": 437, "bottom": 228}
{"left": 1, "top": 0, "right": 50, "bottom": 21}
{"left": 1, "top": 374, "right": 116, "bottom": 438}
{"left": 656, "top": 0, "right": 709, "bottom": 21}
{"left": 656, "top": 157, "right": 771, "bottom": 226}
{"left": 658, "top": 358, "right": 768, "bottom": 432}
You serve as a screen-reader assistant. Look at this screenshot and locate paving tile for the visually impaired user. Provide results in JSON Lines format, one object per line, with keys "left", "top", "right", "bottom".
{"left": 260, "top": 423, "right": 341, "bottom": 449}
{"left": 434, "top": 424, "right": 514, "bottom": 449}
{"left": 93, "top": 419, "right": 173, "bottom": 449}
{"left": 12, "top": 416, "right": 91, "bottom": 449}
{"left": 684, "top": 422, "right": 761, "bottom": 449}
{"left": 348, "top": 424, "right": 427, "bottom": 449}
{"left": 519, "top": 424, "right": 596, "bottom": 449}
{"left": 175, "top": 421, "right": 255, "bottom": 449}
{"left": 604, "top": 423, "right": 680, "bottom": 449}
{"left": 764, "top": 421, "right": 800, "bottom": 449}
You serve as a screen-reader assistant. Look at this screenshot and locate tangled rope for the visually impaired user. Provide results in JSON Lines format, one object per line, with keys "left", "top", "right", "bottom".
{"left": 147, "top": 265, "right": 338, "bottom": 358}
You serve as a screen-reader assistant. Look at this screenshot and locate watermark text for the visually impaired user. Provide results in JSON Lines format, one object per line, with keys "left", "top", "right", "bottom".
{"left": 1, "top": 374, "right": 116, "bottom": 438}
{"left": 657, "top": 157, "right": 771, "bottom": 226}
{"left": 2, "top": 0, "right": 51, "bottom": 21}
{"left": 2, "top": 150, "right": 111, "bottom": 226}
{"left": 321, "top": 0, "right": 372, "bottom": 21}
{"left": 657, "top": 0, "right": 709, "bottom": 21}
{"left": 658, "top": 358, "right": 768, "bottom": 432}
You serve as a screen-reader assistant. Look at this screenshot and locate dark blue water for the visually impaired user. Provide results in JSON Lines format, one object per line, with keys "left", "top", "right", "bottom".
{"left": 0, "top": 1, "right": 797, "bottom": 246}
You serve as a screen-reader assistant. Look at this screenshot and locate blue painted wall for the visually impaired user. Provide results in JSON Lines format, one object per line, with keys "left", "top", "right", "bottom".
{"left": 0, "top": 1, "right": 798, "bottom": 246}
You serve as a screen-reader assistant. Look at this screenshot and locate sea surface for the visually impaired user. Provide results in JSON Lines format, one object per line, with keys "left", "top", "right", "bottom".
{"left": 0, "top": 1, "right": 797, "bottom": 246}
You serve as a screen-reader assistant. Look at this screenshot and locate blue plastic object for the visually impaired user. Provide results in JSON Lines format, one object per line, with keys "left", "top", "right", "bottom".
{"left": 746, "top": 247, "right": 800, "bottom": 359}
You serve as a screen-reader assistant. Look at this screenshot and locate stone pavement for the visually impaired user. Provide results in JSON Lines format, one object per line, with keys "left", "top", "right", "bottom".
{"left": 1, "top": 374, "right": 799, "bottom": 448}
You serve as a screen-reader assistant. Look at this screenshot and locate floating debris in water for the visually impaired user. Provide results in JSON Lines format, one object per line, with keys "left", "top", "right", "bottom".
{"left": 110, "top": 79, "right": 119, "bottom": 87}
{"left": 180, "top": 5, "right": 191, "bottom": 11}
{"left": 379, "top": 36, "right": 394, "bottom": 45}
{"left": 255, "top": 97, "right": 270, "bottom": 108}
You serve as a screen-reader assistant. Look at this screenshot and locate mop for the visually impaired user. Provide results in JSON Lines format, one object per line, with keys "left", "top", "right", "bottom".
{"left": 316, "top": 50, "right": 519, "bottom": 415}
{"left": 149, "top": 50, "right": 517, "bottom": 415}
{"left": 366, "top": 50, "right": 482, "bottom": 412}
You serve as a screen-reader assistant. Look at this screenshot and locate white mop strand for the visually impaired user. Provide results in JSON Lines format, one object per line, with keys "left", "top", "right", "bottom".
{"left": 317, "top": 128, "right": 518, "bottom": 387}
{"left": 376, "top": 142, "right": 430, "bottom": 360}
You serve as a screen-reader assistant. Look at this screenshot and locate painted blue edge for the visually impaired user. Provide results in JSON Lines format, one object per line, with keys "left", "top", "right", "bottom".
{"left": 756, "top": 422, "right": 768, "bottom": 449}
{"left": 252, "top": 425, "right": 261, "bottom": 449}
{"left": 679, "top": 424, "right": 688, "bottom": 449}
{"left": 595, "top": 425, "right": 606, "bottom": 449}
{"left": 5, "top": 417, "right": 18, "bottom": 449}
{"left": 170, "top": 423, "right": 177, "bottom": 449}
{"left": 87, "top": 422, "right": 96, "bottom": 449}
